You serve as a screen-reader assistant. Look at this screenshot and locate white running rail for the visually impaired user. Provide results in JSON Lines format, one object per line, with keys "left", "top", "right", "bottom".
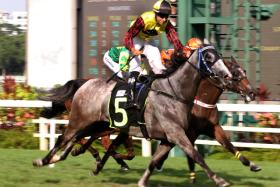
{"left": 1, "top": 100, "right": 280, "bottom": 156}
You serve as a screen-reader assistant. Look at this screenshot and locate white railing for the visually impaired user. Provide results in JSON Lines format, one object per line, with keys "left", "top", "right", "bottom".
{"left": 32, "top": 118, "right": 152, "bottom": 157}
{"left": 1, "top": 100, "right": 280, "bottom": 157}
{"left": 195, "top": 126, "right": 280, "bottom": 149}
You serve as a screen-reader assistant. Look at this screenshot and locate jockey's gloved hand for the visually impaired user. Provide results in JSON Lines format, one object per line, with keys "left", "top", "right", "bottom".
{"left": 128, "top": 71, "right": 140, "bottom": 83}
{"left": 137, "top": 74, "right": 149, "bottom": 83}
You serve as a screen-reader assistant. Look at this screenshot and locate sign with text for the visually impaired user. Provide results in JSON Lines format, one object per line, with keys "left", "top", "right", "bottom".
{"left": 80, "top": 0, "right": 160, "bottom": 79}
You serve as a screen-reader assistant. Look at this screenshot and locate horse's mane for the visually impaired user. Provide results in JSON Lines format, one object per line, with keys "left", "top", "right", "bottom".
{"left": 152, "top": 50, "right": 189, "bottom": 79}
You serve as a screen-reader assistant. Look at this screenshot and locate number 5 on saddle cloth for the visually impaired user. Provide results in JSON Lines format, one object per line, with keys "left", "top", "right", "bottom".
{"left": 108, "top": 78, "right": 152, "bottom": 133}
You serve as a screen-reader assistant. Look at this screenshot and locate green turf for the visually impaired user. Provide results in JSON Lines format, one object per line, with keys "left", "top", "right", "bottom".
{"left": 0, "top": 148, "right": 279, "bottom": 187}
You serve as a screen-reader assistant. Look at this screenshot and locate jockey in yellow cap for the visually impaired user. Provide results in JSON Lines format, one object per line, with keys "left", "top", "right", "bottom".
{"left": 123, "top": 0, "right": 185, "bottom": 108}
{"left": 124, "top": 0, "right": 184, "bottom": 75}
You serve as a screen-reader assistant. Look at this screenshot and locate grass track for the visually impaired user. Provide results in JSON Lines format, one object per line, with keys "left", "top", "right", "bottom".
{"left": 0, "top": 148, "right": 279, "bottom": 187}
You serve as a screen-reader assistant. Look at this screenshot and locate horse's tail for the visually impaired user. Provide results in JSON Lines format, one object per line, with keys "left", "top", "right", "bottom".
{"left": 39, "top": 79, "right": 88, "bottom": 118}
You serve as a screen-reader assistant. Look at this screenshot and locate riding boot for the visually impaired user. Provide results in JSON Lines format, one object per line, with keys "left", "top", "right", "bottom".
{"left": 125, "top": 71, "right": 140, "bottom": 109}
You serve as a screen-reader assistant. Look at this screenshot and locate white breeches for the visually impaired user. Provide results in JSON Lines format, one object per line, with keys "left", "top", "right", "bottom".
{"left": 103, "top": 51, "right": 128, "bottom": 78}
{"left": 130, "top": 37, "right": 166, "bottom": 74}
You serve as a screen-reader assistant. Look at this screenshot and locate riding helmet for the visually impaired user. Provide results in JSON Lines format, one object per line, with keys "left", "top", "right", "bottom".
{"left": 186, "top": 38, "right": 203, "bottom": 50}
{"left": 153, "top": 0, "right": 172, "bottom": 15}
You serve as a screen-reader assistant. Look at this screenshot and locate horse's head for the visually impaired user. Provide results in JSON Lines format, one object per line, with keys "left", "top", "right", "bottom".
{"left": 188, "top": 44, "right": 232, "bottom": 85}
{"left": 225, "top": 57, "right": 256, "bottom": 103}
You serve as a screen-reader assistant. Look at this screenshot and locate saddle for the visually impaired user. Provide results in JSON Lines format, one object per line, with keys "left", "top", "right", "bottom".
{"left": 108, "top": 76, "right": 153, "bottom": 138}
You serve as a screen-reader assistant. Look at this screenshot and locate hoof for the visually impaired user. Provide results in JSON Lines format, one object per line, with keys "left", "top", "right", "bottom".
{"left": 217, "top": 180, "right": 231, "bottom": 187}
{"left": 92, "top": 163, "right": 102, "bottom": 176}
{"left": 71, "top": 149, "right": 83, "bottom": 157}
{"left": 189, "top": 172, "right": 196, "bottom": 183}
{"left": 137, "top": 180, "right": 146, "bottom": 187}
{"left": 91, "top": 170, "right": 99, "bottom": 176}
{"left": 212, "top": 174, "right": 230, "bottom": 187}
{"left": 190, "top": 178, "right": 196, "bottom": 184}
{"left": 250, "top": 163, "right": 262, "bottom": 172}
{"left": 121, "top": 165, "right": 130, "bottom": 171}
{"left": 33, "top": 159, "right": 43, "bottom": 167}
{"left": 71, "top": 150, "right": 78, "bottom": 157}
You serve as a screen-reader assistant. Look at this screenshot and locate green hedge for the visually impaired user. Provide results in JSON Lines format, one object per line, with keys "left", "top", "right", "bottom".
{"left": 0, "top": 128, "right": 39, "bottom": 149}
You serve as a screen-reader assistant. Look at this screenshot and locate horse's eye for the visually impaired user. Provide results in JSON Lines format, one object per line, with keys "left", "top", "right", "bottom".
{"left": 204, "top": 52, "right": 215, "bottom": 64}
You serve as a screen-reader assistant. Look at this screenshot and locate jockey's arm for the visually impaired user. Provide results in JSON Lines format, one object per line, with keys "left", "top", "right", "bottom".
{"left": 124, "top": 17, "right": 144, "bottom": 55}
{"left": 165, "top": 22, "right": 184, "bottom": 52}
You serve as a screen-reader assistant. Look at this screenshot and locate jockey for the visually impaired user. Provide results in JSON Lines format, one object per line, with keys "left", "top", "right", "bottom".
{"left": 161, "top": 37, "right": 203, "bottom": 67}
{"left": 124, "top": 0, "right": 184, "bottom": 75}
{"left": 103, "top": 46, "right": 147, "bottom": 79}
{"left": 123, "top": 0, "right": 185, "bottom": 108}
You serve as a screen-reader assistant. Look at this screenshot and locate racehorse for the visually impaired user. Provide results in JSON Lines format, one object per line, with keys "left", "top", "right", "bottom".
{"left": 33, "top": 44, "right": 233, "bottom": 187}
{"left": 153, "top": 57, "right": 261, "bottom": 183}
{"left": 39, "top": 79, "right": 134, "bottom": 171}
{"left": 89, "top": 56, "right": 261, "bottom": 186}
{"left": 38, "top": 56, "right": 261, "bottom": 185}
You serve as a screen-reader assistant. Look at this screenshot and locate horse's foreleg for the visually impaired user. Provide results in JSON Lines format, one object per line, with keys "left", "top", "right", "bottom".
{"left": 138, "top": 141, "right": 174, "bottom": 187}
{"left": 87, "top": 146, "right": 102, "bottom": 163}
{"left": 168, "top": 131, "right": 230, "bottom": 187}
{"left": 213, "top": 125, "right": 261, "bottom": 172}
{"left": 185, "top": 129, "right": 198, "bottom": 183}
{"left": 93, "top": 132, "right": 128, "bottom": 175}
{"left": 186, "top": 155, "right": 196, "bottom": 183}
{"left": 153, "top": 148, "right": 169, "bottom": 171}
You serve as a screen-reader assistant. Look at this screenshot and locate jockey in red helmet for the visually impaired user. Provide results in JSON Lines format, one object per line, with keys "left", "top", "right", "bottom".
{"left": 160, "top": 37, "right": 203, "bottom": 67}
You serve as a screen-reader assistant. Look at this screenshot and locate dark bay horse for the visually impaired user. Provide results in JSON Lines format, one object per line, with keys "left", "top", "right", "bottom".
{"left": 154, "top": 57, "right": 261, "bottom": 183}
{"left": 33, "top": 45, "right": 233, "bottom": 187}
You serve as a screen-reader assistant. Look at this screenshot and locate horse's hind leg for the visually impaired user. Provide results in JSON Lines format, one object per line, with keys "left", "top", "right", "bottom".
{"left": 71, "top": 137, "right": 98, "bottom": 157}
{"left": 33, "top": 134, "right": 76, "bottom": 166}
{"left": 33, "top": 125, "right": 78, "bottom": 167}
{"left": 213, "top": 124, "right": 261, "bottom": 172}
{"left": 112, "top": 135, "right": 135, "bottom": 160}
{"left": 138, "top": 141, "right": 174, "bottom": 187}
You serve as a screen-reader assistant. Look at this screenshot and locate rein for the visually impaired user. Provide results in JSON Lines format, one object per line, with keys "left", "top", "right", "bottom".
{"left": 149, "top": 86, "right": 190, "bottom": 104}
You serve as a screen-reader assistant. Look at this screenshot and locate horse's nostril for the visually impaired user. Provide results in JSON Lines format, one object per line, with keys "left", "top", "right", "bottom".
{"left": 224, "top": 74, "right": 231, "bottom": 80}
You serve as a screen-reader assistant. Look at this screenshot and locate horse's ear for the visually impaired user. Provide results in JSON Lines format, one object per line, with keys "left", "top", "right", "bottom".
{"left": 203, "top": 38, "right": 210, "bottom": 45}
{"left": 230, "top": 56, "right": 237, "bottom": 64}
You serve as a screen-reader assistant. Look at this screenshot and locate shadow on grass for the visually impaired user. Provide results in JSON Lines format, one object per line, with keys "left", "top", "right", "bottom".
{"left": 96, "top": 167, "right": 277, "bottom": 187}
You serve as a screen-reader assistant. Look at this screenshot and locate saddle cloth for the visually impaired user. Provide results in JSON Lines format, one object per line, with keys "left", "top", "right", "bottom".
{"left": 109, "top": 81, "right": 150, "bottom": 129}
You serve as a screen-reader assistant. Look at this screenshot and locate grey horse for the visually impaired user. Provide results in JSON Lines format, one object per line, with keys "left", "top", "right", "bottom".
{"left": 33, "top": 45, "right": 232, "bottom": 187}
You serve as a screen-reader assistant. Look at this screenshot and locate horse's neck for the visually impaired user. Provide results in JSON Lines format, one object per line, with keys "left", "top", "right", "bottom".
{"left": 152, "top": 51, "right": 204, "bottom": 102}
{"left": 170, "top": 51, "right": 202, "bottom": 100}
{"left": 194, "top": 79, "right": 223, "bottom": 105}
